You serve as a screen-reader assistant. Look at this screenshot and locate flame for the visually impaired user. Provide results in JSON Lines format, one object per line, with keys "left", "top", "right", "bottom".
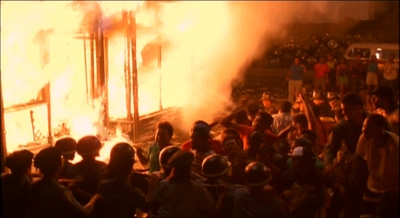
{"left": 1, "top": 1, "right": 273, "bottom": 160}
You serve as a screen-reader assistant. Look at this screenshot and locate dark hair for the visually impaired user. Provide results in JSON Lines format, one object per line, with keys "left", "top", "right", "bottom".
{"left": 256, "top": 111, "right": 274, "bottom": 126}
{"left": 157, "top": 121, "right": 174, "bottom": 138}
{"left": 107, "top": 142, "right": 135, "bottom": 177}
{"left": 293, "top": 137, "right": 313, "bottom": 150}
{"left": 300, "top": 129, "right": 318, "bottom": 144}
{"left": 292, "top": 114, "right": 308, "bottom": 128}
{"left": 34, "top": 147, "right": 62, "bottom": 175}
{"left": 367, "top": 114, "right": 392, "bottom": 131}
{"left": 5, "top": 150, "right": 33, "bottom": 175}
{"left": 341, "top": 92, "right": 364, "bottom": 107}
{"left": 221, "top": 128, "right": 243, "bottom": 149}
{"left": 246, "top": 102, "right": 260, "bottom": 116}
{"left": 280, "top": 101, "right": 293, "bottom": 113}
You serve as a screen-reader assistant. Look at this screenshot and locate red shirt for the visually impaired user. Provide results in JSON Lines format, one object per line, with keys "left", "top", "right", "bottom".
{"left": 181, "top": 139, "right": 225, "bottom": 155}
{"left": 314, "top": 63, "right": 329, "bottom": 78}
{"left": 236, "top": 125, "right": 278, "bottom": 150}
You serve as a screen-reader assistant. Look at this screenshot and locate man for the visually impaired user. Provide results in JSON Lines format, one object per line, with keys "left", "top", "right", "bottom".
{"left": 370, "top": 85, "right": 399, "bottom": 135}
{"left": 261, "top": 92, "right": 278, "bottom": 115}
{"left": 287, "top": 57, "right": 307, "bottom": 103}
{"left": 323, "top": 92, "right": 367, "bottom": 170}
{"left": 349, "top": 53, "right": 366, "bottom": 93}
{"left": 233, "top": 162, "right": 289, "bottom": 217}
{"left": 381, "top": 52, "right": 399, "bottom": 96}
{"left": 313, "top": 56, "right": 330, "bottom": 91}
{"left": 356, "top": 114, "right": 399, "bottom": 214}
{"left": 220, "top": 111, "right": 277, "bottom": 150}
{"left": 136, "top": 121, "right": 175, "bottom": 173}
{"left": 370, "top": 85, "right": 399, "bottom": 136}
{"left": 271, "top": 100, "right": 293, "bottom": 135}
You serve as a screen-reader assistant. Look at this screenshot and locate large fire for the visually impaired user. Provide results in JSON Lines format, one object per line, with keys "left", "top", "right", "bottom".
{"left": 2, "top": 1, "right": 300, "bottom": 160}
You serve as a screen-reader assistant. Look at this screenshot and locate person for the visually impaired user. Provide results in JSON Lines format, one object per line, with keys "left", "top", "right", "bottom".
{"left": 233, "top": 162, "right": 289, "bottom": 217}
{"left": 70, "top": 135, "right": 107, "bottom": 205}
{"left": 381, "top": 52, "right": 399, "bottom": 96}
{"left": 201, "top": 154, "right": 244, "bottom": 217}
{"left": 349, "top": 53, "right": 366, "bottom": 93}
{"left": 286, "top": 57, "right": 307, "bottom": 103}
{"left": 281, "top": 146, "right": 325, "bottom": 217}
{"left": 54, "top": 136, "right": 77, "bottom": 180}
{"left": 336, "top": 57, "right": 349, "bottom": 97}
{"left": 149, "top": 150, "right": 215, "bottom": 217}
{"left": 88, "top": 142, "right": 149, "bottom": 217}
{"left": 221, "top": 133, "right": 247, "bottom": 184}
{"left": 2, "top": 149, "right": 34, "bottom": 218}
{"left": 136, "top": 121, "right": 175, "bottom": 173}
{"left": 271, "top": 100, "right": 293, "bottom": 135}
{"left": 370, "top": 85, "right": 399, "bottom": 136}
{"left": 261, "top": 92, "right": 278, "bottom": 115}
{"left": 313, "top": 56, "right": 330, "bottom": 91}
{"left": 323, "top": 92, "right": 368, "bottom": 171}
{"left": 323, "top": 92, "right": 368, "bottom": 217}
{"left": 327, "top": 91, "right": 344, "bottom": 123}
{"left": 181, "top": 120, "right": 225, "bottom": 155}
{"left": 247, "top": 101, "right": 262, "bottom": 123}
{"left": 326, "top": 53, "right": 337, "bottom": 92}
{"left": 366, "top": 55, "right": 380, "bottom": 92}
{"left": 311, "top": 90, "right": 334, "bottom": 118}
{"left": 27, "top": 147, "right": 89, "bottom": 217}
{"left": 356, "top": 114, "right": 399, "bottom": 215}
{"left": 146, "top": 145, "right": 181, "bottom": 200}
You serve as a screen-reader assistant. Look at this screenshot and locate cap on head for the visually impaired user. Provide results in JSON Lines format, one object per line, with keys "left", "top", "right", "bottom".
{"left": 159, "top": 145, "right": 181, "bottom": 168}
{"left": 327, "top": 92, "right": 340, "bottom": 101}
{"left": 54, "top": 137, "right": 77, "bottom": 155}
{"left": 201, "top": 154, "right": 230, "bottom": 178}
{"left": 289, "top": 145, "right": 315, "bottom": 159}
{"left": 76, "top": 135, "right": 102, "bottom": 156}
{"left": 244, "top": 162, "right": 272, "bottom": 187}
{"left": 190, "top": 120, "right": 210, "bottom": 139}
{"left": 167, "top": 150, "right": 194, "bottom": 169}
{"left": 34, "top": 146, "right": 62, "bottom": 173}
{"left": 311, "top": 90, "right": 327, "bottom": 101}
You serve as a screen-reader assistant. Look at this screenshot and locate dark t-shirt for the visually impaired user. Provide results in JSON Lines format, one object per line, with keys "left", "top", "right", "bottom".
{"left": 92, "top": 178, "right": 148, "bottom": 217}
{"left": 1, "top": 174, "right": 32, "bottom": 217}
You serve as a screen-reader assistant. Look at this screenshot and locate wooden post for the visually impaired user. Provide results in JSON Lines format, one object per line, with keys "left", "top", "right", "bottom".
{"left": 1, "top": 71, "right": 7, "bottom": 173}
{"left": 123, "top": 11, "right": 133, "bottom": 121}
{"left": 130, "top": 10, "right": 139, "bottom": 142}
{"left": 44, "top": 82, "right": 54, "bottom": 145}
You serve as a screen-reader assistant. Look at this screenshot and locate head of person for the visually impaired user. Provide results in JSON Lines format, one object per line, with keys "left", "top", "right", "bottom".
{"left": 201, "top": 154, "right": 231, "bottom": 181}
{"left": 5, "top": 149, "right": 34, "bottom": 176}
{"left": 294, "top": 57, "right": 301, "bottom": 65}
{"left": 155, "top": 121, "right": 174, "bottom": 147}
{"left": 300, "top": 129, "right": 318, "bottom": 147}
{"left": 261, "top": 92, "right": 272, "bottom": 108}
{"left": 190, "top": 120, "right": 211, "bottom": 152}
{"left": 54, "top": 137, "right": 77, "bottom": 161}
{"left": 234, "top": 110, "right": 251, "bottom": 125}
{"left": 220, "top": 128, "right": 243, "bottom": 150}
{"left": 34, "top": 147, "right": 62, "bottom": 177}
{"left": 76, "top": 135, "right": 102, "bottom": 159}
{"left": 370, "top": 85, "right": 396, "bottom": 110}
{"left": 362, "top": 114, "right": 390, "bottom": 141}
{"left": 252, "top": 111, "right": 273, "bottom": 132}
{"left": 159, "top": 145, "right": 181, "bottom": 176}
{"left": 244, "top": 162, "right": 272, "bottom": 188}
{"left": 167, "top": 150, "right": 194, "bottom": 181}
{"left": 340, "top": 92, "right": 364, "bottom": 121}
{"left": 389, "top": 52, "right": 395, "bottom": 61}
{"left": 292, "top": 114, "right": 308, "bottom": 137}
{"left": 107, "top": 142, "right": 135, "bottom": 177}
{"left": 289, "top": 145, "right": 316, "bottom": 176}
{"left": 222, "top": 136, "right": 243, "bottom": 155}
{"left": 312, "top": 90, "right": 327, "bottom": 105}
{"left": 289, "top": 137, "right": 313, "bottom": 154}
{"left": 371, "top": 54, "right": 377, "bottom": 62}
{"left": 246, "top": 102, "right": 261, "bottom": 121}
{"left": 279, "top": 100, "right": 293, "bottom": 113}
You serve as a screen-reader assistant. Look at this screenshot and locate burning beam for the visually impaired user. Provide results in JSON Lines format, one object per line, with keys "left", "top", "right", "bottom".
{"left": 1, "top": 70, "right": 7, "bottom": 173}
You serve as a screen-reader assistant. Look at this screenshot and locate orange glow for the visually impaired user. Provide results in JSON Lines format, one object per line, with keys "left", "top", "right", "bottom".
{"left": 2, "top": 1, "right": 269, "bottom": 160}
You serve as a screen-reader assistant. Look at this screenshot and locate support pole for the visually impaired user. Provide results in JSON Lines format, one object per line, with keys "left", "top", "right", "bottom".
{"left": 1, "top": 71, "right": 7, "bottom": 173}
{"left": 123, "top": 11, "right": 133, "bottom": 121}
{"left": 130, "top": 10, "right": 139, "bottom": 142}
{"left": 44, "top": 82, "right": 54, "bottom": 145}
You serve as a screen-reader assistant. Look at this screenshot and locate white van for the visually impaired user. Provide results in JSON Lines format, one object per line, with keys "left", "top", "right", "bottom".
{"left": 344, "top": 43, "right": 399, "bottom": 64}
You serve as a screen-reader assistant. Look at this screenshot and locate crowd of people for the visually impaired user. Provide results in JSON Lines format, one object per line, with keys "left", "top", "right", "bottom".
{"left": 1, "top": 53, "right": 399, "bottom": 217}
